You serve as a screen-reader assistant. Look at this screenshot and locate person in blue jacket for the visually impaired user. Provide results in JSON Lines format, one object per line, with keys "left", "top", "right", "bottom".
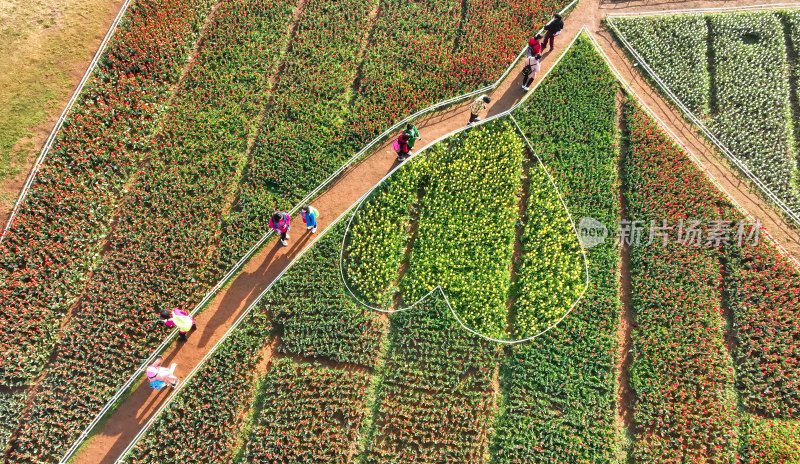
{"left": 301, "top": 205, "right": 319, "bottom": 234}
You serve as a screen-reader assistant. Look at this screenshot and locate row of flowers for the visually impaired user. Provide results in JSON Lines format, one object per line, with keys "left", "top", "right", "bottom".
{"left": 0, "top": 0, "right": 217, "bottom": 387}
{"left": 625, "top": 96, "right": 800, "bottom": 458}
{"left": 5, "top": 1, "right": 299, "bottom": 461}
{"left": 242, "top": 358, "right": 371, "bottom": 463}
{"left": 367, "top": 296, "right": 500, "bottom": 463}
{"left": 399, "top": 123, "right": 523, "bottom": 339}
{"left": 491, "top": 35, "right": 623, "bottom": 464}
{"left": 511, "top": 155, "right": 584, "bottom": 337}
{"left": 625, "top": 100, "right": 740, "bottom": 462}
{"left": 739, "top": 416, "right": 800, "bottom": 463}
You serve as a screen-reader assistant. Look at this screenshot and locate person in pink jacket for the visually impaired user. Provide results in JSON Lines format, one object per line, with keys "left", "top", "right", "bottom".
{"left": 270, "top": 210, "right": 291, "bottom": 246}
{"left": 160, "top": 308, "right": 197, "bottom": 341}
{"left": 146, "top": 356, "right": 179, "bottom": 389}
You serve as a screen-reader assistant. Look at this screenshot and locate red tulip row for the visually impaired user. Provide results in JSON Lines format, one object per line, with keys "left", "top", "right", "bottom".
{"left": 725, "top": 241, "right": 800, "bottom": 418}
{"left": 212, "top": 0, "right": 567, "bottom": 275}
{"left": 4, "top": 1, "right": 299, "bottom": 462}
{"left": 625, "top": 100, "right": 740, "bottom": 462}
{"left": 243, "top": 358, "right": 371, "bottom": 463}
{"left": 123, "top": 221, "right": 384, "bottom": 462}
{"left": 367, "top": 296, "right": 500, "bottom": 463}
{"left": 625, "top": 97, "right": 800, "bottom": 456}
{"left": 0, "top": 0, "right": 216, "bottom": 387}
{"left": 492, "top": 36, "right": 623, "bottom": 463}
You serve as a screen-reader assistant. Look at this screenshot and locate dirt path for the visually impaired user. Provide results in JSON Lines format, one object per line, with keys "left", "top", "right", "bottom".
{"left": 69, "top": 1, "right": 800, "bottom": 461}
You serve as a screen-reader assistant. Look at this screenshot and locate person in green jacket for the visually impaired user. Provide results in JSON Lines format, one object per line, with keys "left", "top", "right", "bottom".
{"left": 403, "top": 123, "right": 421, "bottom": 150}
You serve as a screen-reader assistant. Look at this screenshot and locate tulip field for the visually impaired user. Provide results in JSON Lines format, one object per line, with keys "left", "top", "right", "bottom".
{"left": 491, "top": 36, "right": 622, "bottom": 463}
{"left": 0, "top": 0, "right": 566, "bottom": 460}
{"left": 3, "top": 1, "right": 800, "bottom": 461}
{"left": 212, "top": 0, "right": 567, "bottom": 273}
{"left": 0, "top": 0, "right": 217, "bottom": 387}
{"left": 120, "top": 31, "right": 800, "bottom": 463}
{"left": 609, "top": 10, "right": 800, "bottom": 221}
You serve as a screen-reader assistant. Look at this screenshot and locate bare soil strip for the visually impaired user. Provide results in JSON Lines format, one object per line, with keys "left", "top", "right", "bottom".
{"left": 615, "top": 88, "right": 637, "bottom": 440}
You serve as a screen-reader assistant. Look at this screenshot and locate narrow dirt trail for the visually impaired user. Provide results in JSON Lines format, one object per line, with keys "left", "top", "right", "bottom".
{"left": 74, "top": 1, "right": 800, "bottom": 461}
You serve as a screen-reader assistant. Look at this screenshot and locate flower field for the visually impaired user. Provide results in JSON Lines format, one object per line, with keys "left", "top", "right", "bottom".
{"left": 5, "top": 0, "right": 299, "bottom": 461}
{"left": 610, "top": 10, "right": 800, "bottom": 219}
{"left": 623, "top": 97, "right": 800, "bottom": 461}
{"left": 242, "top": 358, "right": 371, "bottom": 463}
{"left": 211, "top": 0, "right": 568, "bottom": 274}
{"left": 0, "top": 0, "right": 216, "bottom": 387}
{"left": 124, "top": 221, "right": 383, "bottom": 463}
{"left": 725, "top": 240, "right": 800, "bottom": 418}
{"left": 365, "top": 295, "right": 500, "bottom": 463}
{"left": 5, "top": 4, "right": 800, "bottom": 461}
{"left": 1, "top": 0, "right": 574, "bottom": 459}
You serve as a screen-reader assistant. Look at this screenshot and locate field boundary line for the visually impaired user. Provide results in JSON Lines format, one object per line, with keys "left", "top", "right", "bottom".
{"left": 606, "top": 2, "right": 800, "bottom": 17}
{"left": 57, "top": 1, "right": 581, "bottom": 461}
{"left": 585, "top": 28, "right": 800, "bottom": 269}
{"left": 0, "top": 0, "right": 136, "bottom": 241}
{"left": 604, "top": 15, "right": 800, "bottom": 230}
{"left": 337, "top": 31, "right": 590, "bottom": 345}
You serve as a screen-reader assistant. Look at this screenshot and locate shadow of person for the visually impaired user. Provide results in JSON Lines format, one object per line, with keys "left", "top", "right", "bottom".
{"left": 195, "top": 230, "right": 314, "bottom": 348}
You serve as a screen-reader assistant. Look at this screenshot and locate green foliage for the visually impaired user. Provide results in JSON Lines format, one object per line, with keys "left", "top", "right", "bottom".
{"left": 243, "top": 358, "right": 371, "bottom": 463}
{"left": 366, "top": 295, "right": 499, "bottom": 463}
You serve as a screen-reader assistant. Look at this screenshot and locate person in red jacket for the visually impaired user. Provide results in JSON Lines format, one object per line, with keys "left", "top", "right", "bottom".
{"left": 542, "top": 13, "right": 564, "bottom": 52}
{"left": 394, "top": 133, "right": 412, "bottom": 162}
{"left": 527, "top": 33, "right": 542, "bottom": 57}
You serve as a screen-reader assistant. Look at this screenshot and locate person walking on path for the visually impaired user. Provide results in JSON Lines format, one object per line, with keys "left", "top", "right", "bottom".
{"left": 146, "top": 356, "right": 179, "bottom": 389}
{"left": 394, "top": 133, "right": 413, "bottom": 162}
{"left": 301, "top": 205, "right": 319, "bottom": 234}
{"left": 403, "top": 123, "right": 421, "bottom": 150}
{"left": 526, "top": 33, "right": 542, "bottom": 57}
{"left": 160, "top": 308, "right": 197, "bottom": 342}
{"left": 542, "top": 14, "right": 564, "bottom": 53}
{"left": 270, "top": 211, "right": 291, "bottom": 246}
{"left": 468, "top": 95, "right": 491, "bottom": 125}
{"left": 521, "top": 53, "right": 541, "bottom": 91}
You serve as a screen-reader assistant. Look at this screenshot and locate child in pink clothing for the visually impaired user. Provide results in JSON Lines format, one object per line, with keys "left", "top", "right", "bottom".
{"left": 146, "top": 356, "right": 179, "bottom": 389}
{"left": 160, "top": 308, "right": 197, "bottom": 341}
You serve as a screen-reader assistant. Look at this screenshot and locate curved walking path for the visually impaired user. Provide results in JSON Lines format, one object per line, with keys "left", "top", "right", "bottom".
{"left": 73, "top": 0, "right": 800, "bottom": 462}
